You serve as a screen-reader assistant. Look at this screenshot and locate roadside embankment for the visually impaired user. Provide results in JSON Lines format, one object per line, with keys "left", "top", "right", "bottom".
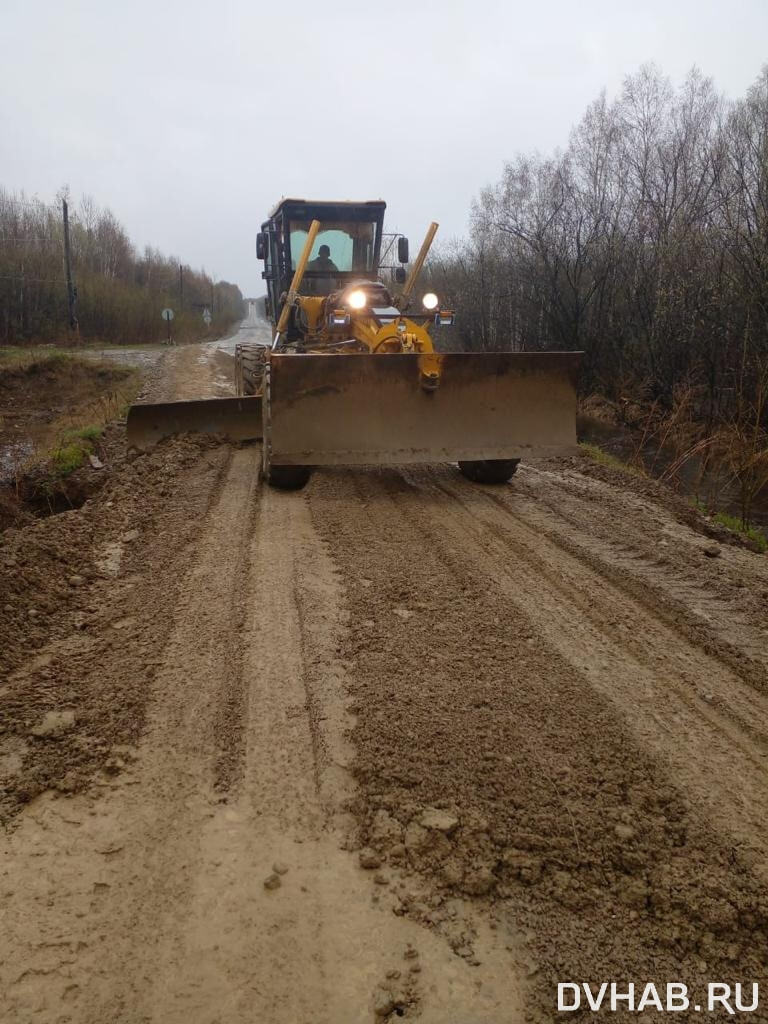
{"left": 0, "top": 351, "right": 143, "bottom": 530}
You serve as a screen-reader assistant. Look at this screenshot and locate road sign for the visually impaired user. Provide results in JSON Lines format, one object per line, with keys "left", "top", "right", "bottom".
{"left": 161, "top": 308, "right": 175, "bottom": 345}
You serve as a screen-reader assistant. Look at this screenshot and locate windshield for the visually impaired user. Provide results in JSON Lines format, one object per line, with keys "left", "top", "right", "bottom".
{"left": 289, "top": 220, "right": 377, "bottom": 273}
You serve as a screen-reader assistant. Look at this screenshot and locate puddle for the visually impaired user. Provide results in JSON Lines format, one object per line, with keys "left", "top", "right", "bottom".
{"left": 0, "top": 439, "right": 35, "bottom": 478}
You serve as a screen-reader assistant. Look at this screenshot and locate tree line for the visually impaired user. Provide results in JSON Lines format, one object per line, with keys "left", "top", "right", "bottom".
{"left": 0, "top": 189, "right": 244, "bottom": 345}
{"left": 428, "top": 64, "right": 768, "bottom": 429}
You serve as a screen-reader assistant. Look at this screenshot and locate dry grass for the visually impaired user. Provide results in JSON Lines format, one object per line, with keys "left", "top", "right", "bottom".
{"left": 630, "top": 376, "right": 768, "bottom": 531}
{"left": 0, "top": 348, "right": 76, "bottom": 371}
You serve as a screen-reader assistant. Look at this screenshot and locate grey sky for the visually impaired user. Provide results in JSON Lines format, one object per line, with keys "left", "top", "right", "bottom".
{"left": 2, "top": 0, "right": 766, "bottom": 295}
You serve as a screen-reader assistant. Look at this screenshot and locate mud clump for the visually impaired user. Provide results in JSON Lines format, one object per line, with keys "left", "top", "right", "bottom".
{"left": 28, "top": 710, "right": 76, "bottom": 738}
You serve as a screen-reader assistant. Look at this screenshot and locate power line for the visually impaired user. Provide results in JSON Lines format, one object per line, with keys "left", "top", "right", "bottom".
{"left": 0, "top": 276, "right": 65, "bottom": 284}
{"left": 0, "top": 237, "right": 57, "bottom": 243}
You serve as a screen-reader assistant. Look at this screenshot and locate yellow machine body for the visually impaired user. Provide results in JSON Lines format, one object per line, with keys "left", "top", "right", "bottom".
{"left": 126, "top": 202, "right": 582, "bottom": 482}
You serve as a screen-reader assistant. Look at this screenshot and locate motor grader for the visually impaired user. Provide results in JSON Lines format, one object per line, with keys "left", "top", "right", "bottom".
{"left": 127, "top": 198, "right": 581, "bottom": 488}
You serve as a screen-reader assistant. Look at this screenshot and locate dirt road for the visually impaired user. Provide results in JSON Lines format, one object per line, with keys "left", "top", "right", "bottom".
{"left": 2, "top": 328, "right": 768, "bottom": 1022}
{"left": 138, "top": 311, "right": 271, "bottom": 403}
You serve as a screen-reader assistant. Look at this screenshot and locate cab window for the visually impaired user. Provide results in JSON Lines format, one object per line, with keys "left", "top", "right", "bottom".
{"left": 289, "top": 221, "right": 376, "bottom": 272}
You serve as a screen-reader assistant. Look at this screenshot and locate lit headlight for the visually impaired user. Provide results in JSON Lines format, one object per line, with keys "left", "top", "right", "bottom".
{"left": 347, "top": 288, "right": 367, "bottom": 310}
{"left": 422, "top": 292, "right": 439, "bottom": 310}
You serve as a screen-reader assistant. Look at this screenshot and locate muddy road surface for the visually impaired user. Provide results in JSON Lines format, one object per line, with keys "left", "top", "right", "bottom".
{"left": 2, "top": 329, "right": 768, "bottom": 1022}
{"left": 138, "top": 311, "right": 271, "bottom": 403}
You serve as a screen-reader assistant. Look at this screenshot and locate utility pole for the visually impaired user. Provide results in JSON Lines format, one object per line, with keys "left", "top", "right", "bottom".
{"left": 62, "top": 199, "right": 78, "bottom": 335}
{"left": 179, "top": 264, "right": 183, "bottom": 311}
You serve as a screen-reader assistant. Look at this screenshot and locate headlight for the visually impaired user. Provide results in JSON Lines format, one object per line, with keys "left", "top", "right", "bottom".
{"left": 347, "top": 288, "right": 367, "bottom": 310}
{"left": 422, "top": 292, "right": 439, "bottom": 310}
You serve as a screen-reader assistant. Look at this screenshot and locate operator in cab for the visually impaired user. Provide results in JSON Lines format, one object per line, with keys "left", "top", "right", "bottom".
{"left": 307, "top": 243, "right": 338, "bottom": 274}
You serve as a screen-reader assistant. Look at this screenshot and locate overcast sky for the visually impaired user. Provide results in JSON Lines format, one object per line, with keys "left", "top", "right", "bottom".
{"left": 2, "top": 0, "right": 766, "bottom": 295}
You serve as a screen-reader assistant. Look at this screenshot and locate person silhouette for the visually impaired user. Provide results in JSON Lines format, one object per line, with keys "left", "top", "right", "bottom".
{"left": 307, "top": 244, "right": 338, "bottom": 273}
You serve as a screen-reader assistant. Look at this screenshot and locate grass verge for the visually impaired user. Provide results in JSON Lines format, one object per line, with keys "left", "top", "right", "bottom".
{"left": 687, "top": 497, "right": 767, "bottom": 552}
{"left": 0, "top": 348, "right": 78, "bottom": 372}
{"left": 2, "top": 354, "right": 141, "bottom": 481}
{"left": 50, "top": 426, "right": 106, "bottom": 478}
{"left": 711, "top": 510, "right": 768, "bottom": 553}
{"left": 579, "top": 442, "right": 648, "bottom": 478}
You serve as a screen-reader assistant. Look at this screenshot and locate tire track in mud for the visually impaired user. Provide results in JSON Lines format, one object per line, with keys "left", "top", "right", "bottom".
{"left": 211, "top": 462, "right": 261, "bottom": 793}
{"left": 513, "top": 465, "right": 768, "bottom": 683}
{"left": 1, "top": 448, "right": 259, "bottom": 1022}
{"left": 307, "top": 465, "right": 768, "bottom": 1023}
{"left": 420, "top": 469, "right": 768, "bottom": 851}
{"left": 1, "top": 450, "right": 522, "bottom": 1024}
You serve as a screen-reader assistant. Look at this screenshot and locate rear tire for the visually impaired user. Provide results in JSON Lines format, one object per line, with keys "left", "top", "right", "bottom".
{"left": 235, "top": 344, "right": 267, "bottom": 397}
{"left": 458, "top": 459, "right": 520, "bottom": 484}
{"left": 267, "top": 464, "right": 312, "bottom": 490}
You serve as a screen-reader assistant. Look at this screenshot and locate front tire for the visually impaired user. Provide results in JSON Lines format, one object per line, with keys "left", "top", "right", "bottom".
{"left": 458, "top": 459, "right": 520, "bottom": 484}
{"left": 267, "top": 464, "right": 312, "bottom": 490}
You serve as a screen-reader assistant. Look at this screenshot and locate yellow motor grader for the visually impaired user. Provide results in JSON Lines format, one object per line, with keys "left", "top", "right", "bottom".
{"left": 127, "top": 198, "right": 581, "bottom": 489}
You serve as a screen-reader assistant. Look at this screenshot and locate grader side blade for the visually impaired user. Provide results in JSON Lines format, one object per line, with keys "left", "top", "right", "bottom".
{"left": 265, "top": 352, "right": 581, "bottom": 466}
{"left": 126, "top": 397, "right": 262, "bottom": 452}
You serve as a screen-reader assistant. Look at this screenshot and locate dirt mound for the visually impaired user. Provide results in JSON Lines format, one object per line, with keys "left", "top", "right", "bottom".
{"left": 0, "top": 433, "right": 231, "bottom": 824}
{"left": 0, "top": 488, "right": 33, "bottom": 532}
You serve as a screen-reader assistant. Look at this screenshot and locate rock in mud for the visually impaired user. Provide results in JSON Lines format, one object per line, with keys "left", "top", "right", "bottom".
{"left": 419, "top": 807, "right": 459, "bottom": 834}
{"left": 371, "top": 808, "right": 403, "bottom": 845}
{"left": 441, "top": 860, "right": 464, "bottom": 886}
{"left": 104, "top": 756, "right": 125, "bottom": 776}
{"left": 263, "top": 873, "right": 281, "bottom": 890}
{"left": 29, "top": 710, "right": 76, "bottom": 739}
{"left": 461, "top": 867, "right": 496, "bottom": 896}
{"left": 404, "top": 821, "right": 429, "bottom": 854}
{"left": 359, "top": 847, "right": 382, "bottom": 870}
{"left": 373, "top": 987, "right": 395, "bottom": 1017}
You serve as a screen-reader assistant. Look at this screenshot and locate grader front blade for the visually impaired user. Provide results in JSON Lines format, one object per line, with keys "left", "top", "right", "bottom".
{"left": 264, "top": 352, "right": 581, "bottom": 467}
{"left": 126, "top": 396, "right": 262, "bottom": 452}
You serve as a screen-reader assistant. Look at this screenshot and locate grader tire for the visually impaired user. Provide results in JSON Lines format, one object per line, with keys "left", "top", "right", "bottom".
{"left": 458, "top": 459, "right": 520, "bottom": 484}
{"left": 266, "top": 465, "right": 312, "bottom": 491}
{"left": 235, "top": 344, "right": 267, "bottom": 397}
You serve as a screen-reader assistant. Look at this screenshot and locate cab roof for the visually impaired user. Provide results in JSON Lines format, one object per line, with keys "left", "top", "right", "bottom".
{"left": 268, "top": 197, "right": 386, "bottom": 217}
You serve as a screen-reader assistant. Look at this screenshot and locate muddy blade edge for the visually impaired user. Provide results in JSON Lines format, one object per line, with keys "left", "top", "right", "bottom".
{"left": 266, "top": 352, "right": 582, "bottom": 466}
{"left": 126, "top": 397, "right": 263, "bottom": 451}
